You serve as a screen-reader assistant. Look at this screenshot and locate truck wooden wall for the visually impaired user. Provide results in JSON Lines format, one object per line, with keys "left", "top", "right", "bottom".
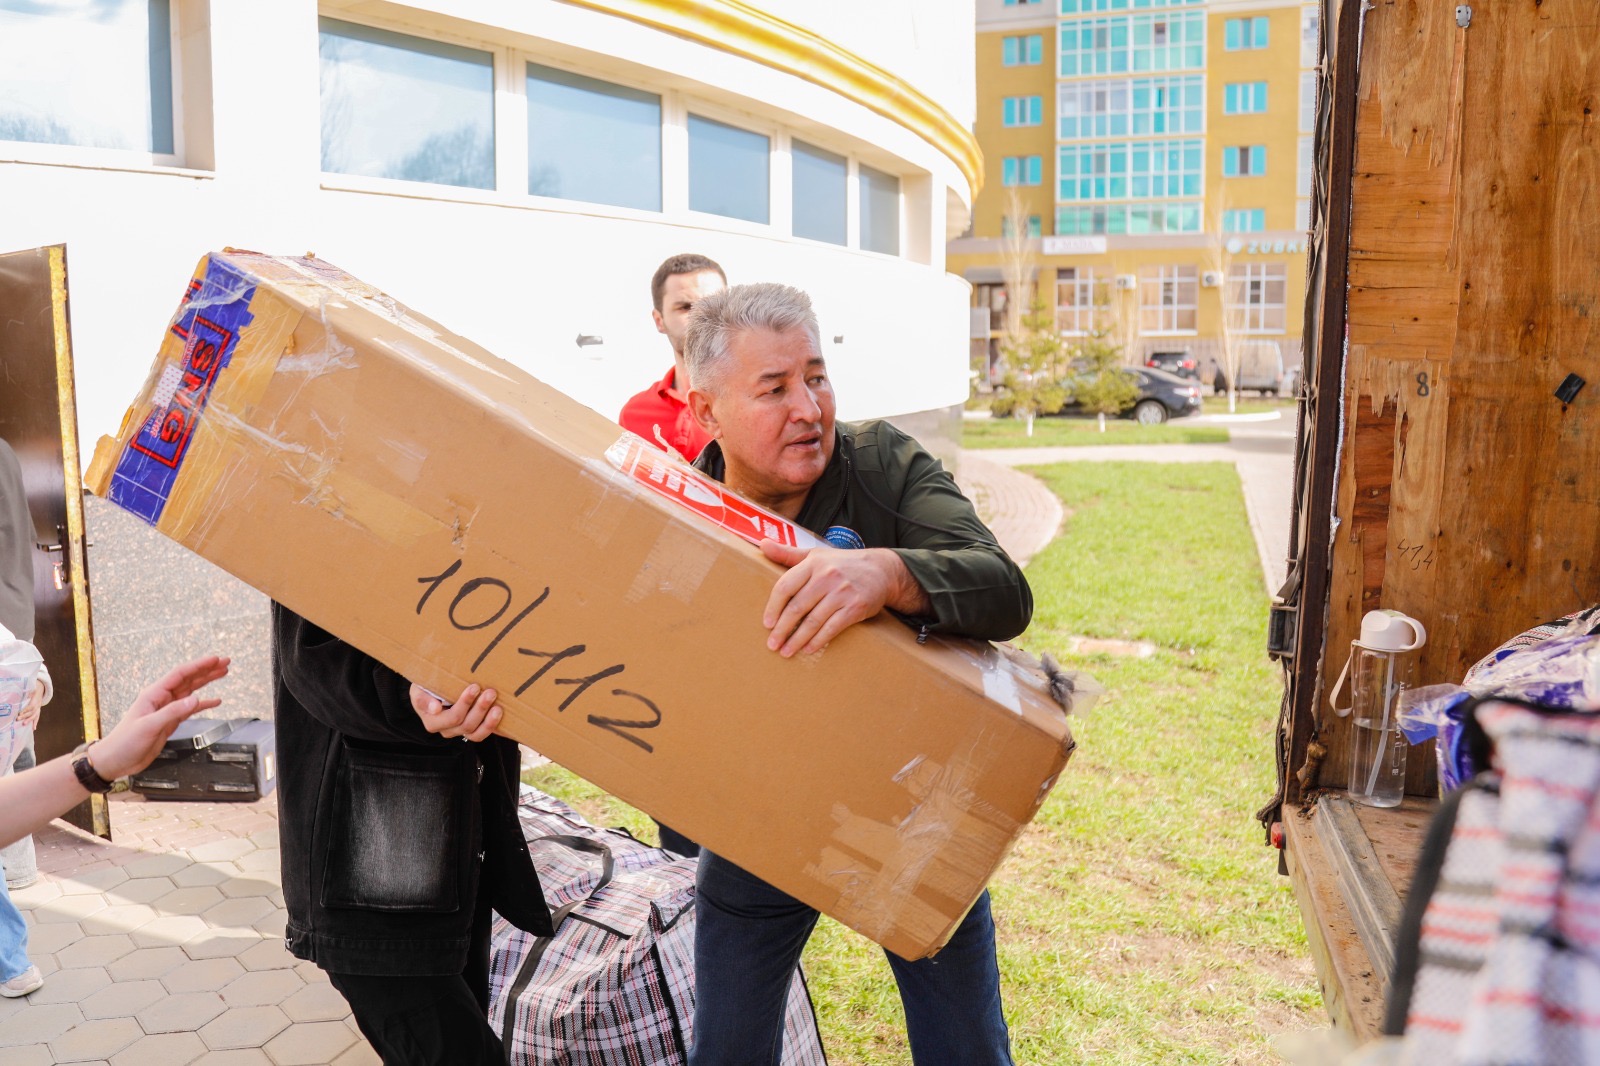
{"left": 1292, "top": 0, "right": 1600, "bottom": 799}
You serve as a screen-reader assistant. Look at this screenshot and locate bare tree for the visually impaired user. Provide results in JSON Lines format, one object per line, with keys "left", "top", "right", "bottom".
{"left": 1203, "top": 203, "right": 1246, "bottom": 413}
{"left": 998, "top": 188, "right": 1036, "bottom": 344}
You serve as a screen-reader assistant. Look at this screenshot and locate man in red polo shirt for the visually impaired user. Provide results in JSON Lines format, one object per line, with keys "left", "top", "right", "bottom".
{"left": 619, "top": 254, "right": 727, "bottom": 463}
{"left": 617, "top": 254, "right": 725, "bottom": 859}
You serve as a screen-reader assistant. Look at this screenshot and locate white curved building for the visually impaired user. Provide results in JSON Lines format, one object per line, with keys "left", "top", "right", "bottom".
{"left": 2, "top": 0, "right": 980, "bottom": 451}
{"left": 0, "top": 0, "right": 980, "bottom": 729}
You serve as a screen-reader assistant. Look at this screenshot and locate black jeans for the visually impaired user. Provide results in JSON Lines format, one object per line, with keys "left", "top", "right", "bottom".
{"left": 326, "top": 898, "right": 505, "bottom": 1065}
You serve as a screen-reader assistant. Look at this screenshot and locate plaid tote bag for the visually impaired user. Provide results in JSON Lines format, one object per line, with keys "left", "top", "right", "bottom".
{"left": 488, "top": 787, "right": 828, "bottom": 1065}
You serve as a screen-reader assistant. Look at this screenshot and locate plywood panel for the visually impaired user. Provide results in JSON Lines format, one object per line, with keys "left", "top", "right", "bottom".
{"left": 1318, "top": 0, "right": 1600, "bottom": 793}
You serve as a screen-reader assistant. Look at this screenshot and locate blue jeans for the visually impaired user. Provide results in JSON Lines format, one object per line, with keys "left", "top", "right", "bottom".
{"left": 688, "top": 852, "right": 1013, "bottom": 1066}
{"left": 0, "top": 737, "right": 30, "bottom": 980}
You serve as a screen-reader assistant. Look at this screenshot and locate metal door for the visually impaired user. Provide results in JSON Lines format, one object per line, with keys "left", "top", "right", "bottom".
{"left": 0, "top": 245, "right": 105, "bottom": 837}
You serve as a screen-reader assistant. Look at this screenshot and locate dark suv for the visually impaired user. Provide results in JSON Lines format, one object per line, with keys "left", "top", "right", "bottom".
{"left": 1146, "top": 351, "right": 1199, "bottom": 381}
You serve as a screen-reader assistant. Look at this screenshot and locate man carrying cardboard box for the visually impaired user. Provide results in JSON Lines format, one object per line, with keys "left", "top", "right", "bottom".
{"left": 419, "top": 282, "right": 1030, "bottom": 1064}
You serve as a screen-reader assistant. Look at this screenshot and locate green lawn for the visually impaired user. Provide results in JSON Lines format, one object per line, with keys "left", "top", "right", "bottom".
{"left": 962, "top": 417, "right": 1230, "bottom": 450}
{"left": 526, "top": 460, "right": 1317, "bottom": 1064}
{"left": 1201, "top": 395, "right": 1297, "bottom": 416}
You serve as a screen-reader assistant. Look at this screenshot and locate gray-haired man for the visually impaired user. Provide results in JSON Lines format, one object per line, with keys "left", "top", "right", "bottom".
{"left": 680, "top": 283, "right": 1030, "bottom": 1065}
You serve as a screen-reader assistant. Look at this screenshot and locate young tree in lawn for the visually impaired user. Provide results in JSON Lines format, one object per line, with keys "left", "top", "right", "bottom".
{"left": 995, "top": 300, "right": 1070, "bottom": 436}
{"left": 1067, "top": 324, "right": 1140, "bottom": 433}
{"left": 1203, "top": 203, "right": 1246, "bottom": 412}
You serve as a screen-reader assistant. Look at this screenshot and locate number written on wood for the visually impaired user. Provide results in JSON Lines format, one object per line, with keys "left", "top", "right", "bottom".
{"left": 1416, "top": 372, "right": 1431, "bottom": 397}
{"left": 415, "top": 561, "right": 663, "bottom": 752}
{"left": 1393, "top": 538, "right": 1435, "bottom": 572}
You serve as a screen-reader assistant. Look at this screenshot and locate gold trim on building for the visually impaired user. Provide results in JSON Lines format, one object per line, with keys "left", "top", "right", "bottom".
{"left": 561, "top": 0, "right": 984, "bottom": 195}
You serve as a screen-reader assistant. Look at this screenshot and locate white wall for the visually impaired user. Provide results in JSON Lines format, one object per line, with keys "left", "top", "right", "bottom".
{"left": 0, "top": 0, "right": 977, "bottom": 450}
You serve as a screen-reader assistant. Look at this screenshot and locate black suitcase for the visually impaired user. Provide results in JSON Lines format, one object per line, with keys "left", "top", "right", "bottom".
{"left": 129, "top": 717, "right": 277, "bottom": 801}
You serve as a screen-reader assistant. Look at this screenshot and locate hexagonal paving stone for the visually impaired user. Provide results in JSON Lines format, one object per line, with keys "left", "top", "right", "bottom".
{"left": 123, "top": 852, "right": 191, "bottom": 879}
{"left": 58, "top": 866, "right": 131, "bottom": 895}
{"left": 34, "top": 892, "right": 109, "bottom": 923}
{"left": 136, "top": 990, "right": 227, "bottom": 1034}
{"left": 218, "top": 877, "right": 278, "bottom": 901}
{"left": 24, "top": 963, "right": 110, "bottom": 1005}
{"left": 331, "top": 1040, "right": 381, "bottom": 1066}
{"left": 9, "top": 879, "right": 62, "bottom": 906}
{"left": 263, "top": 1021, "right": 357, "bottom": 1065}
{"left": 199, "top": 1005, "right": 291, "bottom": 1051}
{"left": 237, "top": 939, "right": 295, "bottom": 971}
{"left": 186, "top": 928, "right": 266, "bottom": 961}
{"left": 154, "top": 886, "right": 227, "bottom": 917}
{"left": 188, "top": 839, "right": 256, "bottom": 864}
{"left": 108, "top": 877, "right": 178, "bottom": 904}
{"left": 163, "top": 957, "right": 245, "bottom": 995}
{"left": 279, "top": 980, "right": 349, "bottom": 1023}
{"left": 82, "top": 977, "right": 171, "bottom": 1020}
{"left": 203, "top": 897, "right": 274, "bottom": 928}
{"left": 0, "top": 1003, "right": 83, "bottom": 1047}
{"left": 172, "top": 864, "right": 232, "bottom": 889}
{"left": 24, "top": 919, "right": 85, "bottom": 954}
{"left": 82, "top": 903, "right": 161, "bottom": 937}
{"left": 252, "top": 910, "right": 287, "bottom": 937}
{"left": 0, "top": 1045, "right": 53, "bottom": 1066}
{"left": 221, "top": 967, "right": 304, "bottom": 1008}
{"left": 107, "top": 945, "right": 189, "bottom": 982}
{"left": 56, "top": 933, "right": 137, "bottom": 969}
{"left": 110, "top": 1030, "right": 207, "bottom": 1066}
{"left": 132, "top": 914, "right": 209, "bottom": 948}
{"left": 47, "top": 1015, "right": 144, "bottom": 1061}
{"left": 234, "top": 849, "right": 281, "bottom": 874}
{"left": 192, "top": 1048, "right": 273, "bottom": 1065}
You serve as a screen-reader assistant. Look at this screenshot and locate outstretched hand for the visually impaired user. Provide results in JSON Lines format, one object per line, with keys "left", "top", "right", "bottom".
{"left": 92, "top": 656, "right": 231, "bottom": 781}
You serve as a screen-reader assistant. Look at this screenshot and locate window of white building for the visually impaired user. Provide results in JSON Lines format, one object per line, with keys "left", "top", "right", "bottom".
{"left": 526, "top": 63, "right": 661, "bottom": 211}
{"left": 1300, "top": 72, "right": 1317, "bottom": 133}
{"left": 0, "top": 0, "right": 175, "bottom": 155}
{"left": 1139, "top": 264, "right": 1197, "bottom": 333}
{"left": 688, "top": 113, "right": 770, "bottom": 224}
{"left": 319, "top": 18, "right": 495, "bottom": 190}
{"left": 792, "top": 140, "right": 847, "bottom": 246}
{"left": 1228, "top": 262, "right": 1287, "bottom": 331}
{"left": 859, "top": 163, "right": 901, "bottom": 255}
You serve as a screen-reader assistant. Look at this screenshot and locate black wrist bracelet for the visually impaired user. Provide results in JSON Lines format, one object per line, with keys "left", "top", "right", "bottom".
{"left": 71, "top": 742, "right": 115, "bottom": 794}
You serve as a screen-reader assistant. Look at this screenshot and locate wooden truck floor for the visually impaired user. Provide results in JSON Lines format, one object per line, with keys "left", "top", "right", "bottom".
{"left": 1282, "top": 794, "right": 1435, "bottom": 1041}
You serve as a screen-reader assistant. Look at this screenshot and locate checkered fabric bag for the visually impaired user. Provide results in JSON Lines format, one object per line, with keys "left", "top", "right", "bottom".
{"left": 488, "top": 786, "right": 828, "bottom": 1065}
{"left": 1391, "top": 699, "right": 1600, "bottom": 1065}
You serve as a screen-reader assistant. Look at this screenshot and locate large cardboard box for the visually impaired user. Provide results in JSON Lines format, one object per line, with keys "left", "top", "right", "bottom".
{"left": 87, "top": 251, "right": 1087, "bottom": 959}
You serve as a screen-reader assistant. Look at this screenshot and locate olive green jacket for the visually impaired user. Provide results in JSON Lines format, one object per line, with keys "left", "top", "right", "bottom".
{"left": 695, "top": 419, "right": 1033, "bottom": 642}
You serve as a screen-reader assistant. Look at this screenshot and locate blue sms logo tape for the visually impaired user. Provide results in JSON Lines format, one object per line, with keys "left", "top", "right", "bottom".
{"left": 107, "top": 259, "right": 257, "bottom": 525}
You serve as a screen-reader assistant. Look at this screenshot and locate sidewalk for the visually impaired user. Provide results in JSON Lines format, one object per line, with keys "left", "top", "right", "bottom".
{"left": 2, "top": 793, "right": 376, "bottom": 1066}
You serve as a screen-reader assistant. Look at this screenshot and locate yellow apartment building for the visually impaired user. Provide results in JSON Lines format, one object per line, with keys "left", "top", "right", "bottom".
{"left": 949, "top": 0, "right": 1317, "bottom": 392}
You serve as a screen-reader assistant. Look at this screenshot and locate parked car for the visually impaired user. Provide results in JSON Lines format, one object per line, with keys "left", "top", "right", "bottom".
{"left": 1213, "top": 340, "right": 1286, "bottom": 396}
{"left": 1056, "top": 366, "right": 1202, "bottom": 424}
{"left": 1146, "top": 350, "right": 1200, "bottom": 381}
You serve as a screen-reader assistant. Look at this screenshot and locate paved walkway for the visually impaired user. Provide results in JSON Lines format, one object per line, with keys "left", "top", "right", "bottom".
{"left": 1, "top": 411, "right": 1295, "bottom": 1064}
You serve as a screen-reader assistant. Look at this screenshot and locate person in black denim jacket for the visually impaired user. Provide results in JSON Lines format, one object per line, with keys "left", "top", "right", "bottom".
{"left": 272, "top": 607, "right": 552, "bottom": 1065}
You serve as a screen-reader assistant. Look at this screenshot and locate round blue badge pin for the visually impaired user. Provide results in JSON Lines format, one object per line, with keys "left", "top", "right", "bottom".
{"left": 824, "top": 525, "right": 866, "bottom": 550}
